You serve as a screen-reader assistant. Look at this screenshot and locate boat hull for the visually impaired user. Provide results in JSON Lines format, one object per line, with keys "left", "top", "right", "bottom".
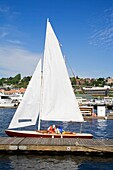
{"left": 5, "top": 130, "right": 93, "bottom": 139}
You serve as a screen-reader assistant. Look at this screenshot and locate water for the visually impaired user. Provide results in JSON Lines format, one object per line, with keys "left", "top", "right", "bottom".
{"left": 0, "top": 108, "right": 113, "bottom": 170}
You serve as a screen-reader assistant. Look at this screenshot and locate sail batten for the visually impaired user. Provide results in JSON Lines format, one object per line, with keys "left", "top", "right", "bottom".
{"left": 8, "top": 59, "right": 42, "bottom": 129}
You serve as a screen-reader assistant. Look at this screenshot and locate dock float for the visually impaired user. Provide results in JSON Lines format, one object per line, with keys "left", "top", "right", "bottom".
{"left": 0, "top": 137, "right": 113, "bottom": 155}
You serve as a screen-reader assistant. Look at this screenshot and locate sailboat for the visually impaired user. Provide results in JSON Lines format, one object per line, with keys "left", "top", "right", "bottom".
{"left": 5, "top": 20, "right": 93, "bottom": 139}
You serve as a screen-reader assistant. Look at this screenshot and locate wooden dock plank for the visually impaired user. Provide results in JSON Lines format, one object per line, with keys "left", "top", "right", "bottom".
{"left": 0, "top": 137, "right": 113, "bottom": 154}
{"left": 75, "top": 139, "right": 109, "bottom": 146}
{"left": 98, "top": 139, "right": 113, "bottom": 146}
{"left": 0, "top": 137, "right": 24, "bottom": 145}
{"left": 0, "top": 137, "right": 25, "bottom": 150}
{"left": 75, "top": 138, "right": 98, "bottom": 146}
{"left": 0, "top": 137, "right": 8, "bottom": 143}
{"left": 19, "top": 138, "right": 77, "bottom": 146}
{"left": 0, "top": 137, "right": 16, "bottom": 144}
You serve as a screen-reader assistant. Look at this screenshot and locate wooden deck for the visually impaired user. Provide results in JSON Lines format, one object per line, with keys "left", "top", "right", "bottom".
{"left": 0, "top": 137, "right": 113, "bottom": 155}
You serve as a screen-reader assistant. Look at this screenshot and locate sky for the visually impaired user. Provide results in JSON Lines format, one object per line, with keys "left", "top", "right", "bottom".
{"left": 0, "top": 0, "right": 113, "bottom": 78}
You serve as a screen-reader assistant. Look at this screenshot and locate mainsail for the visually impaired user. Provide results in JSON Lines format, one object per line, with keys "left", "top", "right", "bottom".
{"left": 8, "top": 20, "right": 83, "bottom": 130}
{"left": 41, "top": 20, "right": 84, "bottom": 122}
{"left": 8, "top": 59, "right": 42, "bottom": 129}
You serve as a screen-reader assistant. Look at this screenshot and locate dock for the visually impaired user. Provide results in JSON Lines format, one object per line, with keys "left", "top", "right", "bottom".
{"left": 0, "top": 137, "right": 113, "bottom": 155}
{"left": 84, "top": 115, "right": 113, "bottom": 120}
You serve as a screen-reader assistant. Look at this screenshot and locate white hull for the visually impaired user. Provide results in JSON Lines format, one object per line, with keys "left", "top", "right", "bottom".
{"left": 0, "top": 103, "right": 18, "bottom": 108}
{"left": 5, "top": 129, "right": 93, "bottom": 139}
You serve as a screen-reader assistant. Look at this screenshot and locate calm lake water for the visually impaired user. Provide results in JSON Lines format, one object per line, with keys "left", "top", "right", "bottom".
{"left": 0, "top": 108, "right": 113, "bottom": 170}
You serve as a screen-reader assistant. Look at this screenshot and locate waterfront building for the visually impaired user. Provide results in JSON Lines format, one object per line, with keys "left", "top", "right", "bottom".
{"left": 108, "top": 88, "right": 113, "bottom": 97}
{"left": 83, "top": 86, "right": 110, "bottom": 97}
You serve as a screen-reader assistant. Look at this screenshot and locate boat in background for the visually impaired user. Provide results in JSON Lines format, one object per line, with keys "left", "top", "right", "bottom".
{"left": 10, "top": 93, "right": 23, "bottom": 104}
{"left": 0, "top": 93, "right": 19, "bottom": 108}
{"left": 5, "top": 19, "right": 93, "bottom": 139}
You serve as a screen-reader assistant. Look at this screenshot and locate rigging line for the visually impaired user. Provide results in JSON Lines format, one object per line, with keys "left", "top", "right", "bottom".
{"left": 65, "top": 55, "right": 85, "bottom": 94}
{"left": 59, "top": 43, "right": 85, "bottom": 98}
{"left": 65, "top": 56, "right": 76, "bottom": 78}
{"left": 59, "top": 42, "right": 76, "bottom": 78}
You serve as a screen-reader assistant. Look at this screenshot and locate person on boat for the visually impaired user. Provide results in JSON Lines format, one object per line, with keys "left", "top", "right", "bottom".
{"left": 59, "top": 126, "right": 64, "bottom": 133}
{"left": 55, "top": 126, "right": 64, "bottom": 134}
{"left": 47, "top": 125, "right": 56, "bottom": 133}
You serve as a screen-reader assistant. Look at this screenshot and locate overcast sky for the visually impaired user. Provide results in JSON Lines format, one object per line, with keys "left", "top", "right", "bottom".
{"left": 0, "top": 0, "right": 113, "bottom": 78}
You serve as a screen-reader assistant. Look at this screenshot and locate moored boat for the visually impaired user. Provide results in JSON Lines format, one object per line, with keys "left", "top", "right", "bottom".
{"left": 5, "top": 19, "right": 93, "bottom": 139}
{"left": 5, "top": 129, "right": 93, "bottom": 138}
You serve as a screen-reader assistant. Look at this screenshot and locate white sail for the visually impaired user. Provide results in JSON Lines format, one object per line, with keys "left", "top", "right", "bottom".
{"left": 8, "top": 59, "right": 42, "bottom": 129}
{"left": 41, "top": 20, "right": 84, "bottom": 122}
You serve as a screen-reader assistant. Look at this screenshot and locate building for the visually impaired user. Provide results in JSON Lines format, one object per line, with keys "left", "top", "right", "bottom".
{"left": 83, "top": 86, "right": 110, "bottom": 97}
{"left": 108, "top": 88, "right": 113, "bottom": 97}
{"left": 0, "top": 88, "right": 26, "bottom": 95}
{"left": 106, "top": 77, "right": 113, "bottom": 84}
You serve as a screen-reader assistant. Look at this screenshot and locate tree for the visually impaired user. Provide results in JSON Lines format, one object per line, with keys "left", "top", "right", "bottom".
{"left": 70, "top": 77, "right": 76, "bottom": 86}
{"left": 11, "top": 74, "right": 21, "bottom": 84}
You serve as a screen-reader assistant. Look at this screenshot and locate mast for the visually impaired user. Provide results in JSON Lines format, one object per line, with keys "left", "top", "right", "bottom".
{"left": 37, "top": 19, "right": 48, "bottom": 130}
{"left": 38, "top": 70, "right": 43, "bottom": 130}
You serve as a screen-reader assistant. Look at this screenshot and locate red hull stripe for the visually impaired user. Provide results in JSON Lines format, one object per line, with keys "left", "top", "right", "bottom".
{"left": 5, "top": 130, "right": 93, "bottom": 139}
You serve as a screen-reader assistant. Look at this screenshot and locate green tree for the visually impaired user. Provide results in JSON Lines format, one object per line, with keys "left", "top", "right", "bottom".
{"left": 11, "top": 74, "right": 21, "bottom": 84}
{"left": 70, "top": 77, "right": 76, "bottom": 86}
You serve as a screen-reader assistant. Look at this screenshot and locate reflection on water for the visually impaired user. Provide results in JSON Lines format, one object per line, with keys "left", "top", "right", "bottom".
{"left": 1, "top": 154, "right": 113, "bottom": 170}
{"left": 95, "top": 120, "right": 108, "bottom": 139}
{"left": 97, "top": 119, "right": 107, "bottom": 129}
{"left": 2, "top": 155, "right": 79, "bottom": 170}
